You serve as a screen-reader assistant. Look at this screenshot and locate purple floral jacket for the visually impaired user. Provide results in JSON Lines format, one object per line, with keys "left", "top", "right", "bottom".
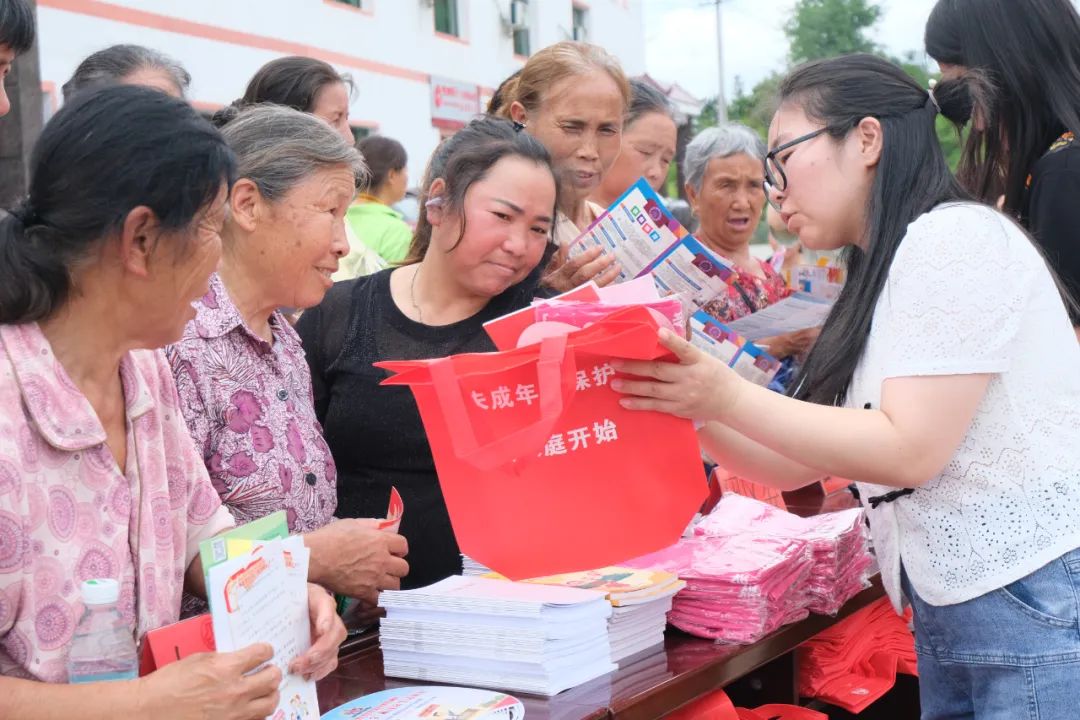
{"left": 166, "top": 274, "right": 337, "bottom": 534}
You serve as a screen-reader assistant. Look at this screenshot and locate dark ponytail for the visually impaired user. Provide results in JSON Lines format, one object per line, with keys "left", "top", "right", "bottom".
{"left": 783, "top": 54, "right": 981, "bottom": 406}
{"left": 925, "top": 0, "right": 1080, "bottom": 213}
{"left": 0, "top": 206, "right": 72, "bottom": 323}
{"left": 0, "top": 84, "right": 235, "bottom": 325}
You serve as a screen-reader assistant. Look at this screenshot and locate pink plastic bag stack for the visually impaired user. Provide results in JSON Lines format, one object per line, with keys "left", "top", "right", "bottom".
{"left": 624, "top": 495, "right": 873, "bottom": 644}
{"left": 695, "top": 494, "right": 873, "bottom": 616}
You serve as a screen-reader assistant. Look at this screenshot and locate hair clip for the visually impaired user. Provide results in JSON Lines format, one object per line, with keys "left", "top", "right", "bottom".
{"left": 425, "top": 197, "right": 444, "bottom": 208}
{"left": 512, "top": 121, "right": 526, "bottom": 132}
{"left": 926, "top": 79, "right": 942, "bottom": 115}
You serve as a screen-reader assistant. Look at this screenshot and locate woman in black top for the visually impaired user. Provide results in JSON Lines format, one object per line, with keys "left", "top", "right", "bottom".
{"left": 297, "top": 118, "right": 560, "bottom": 588}
{"left": 926, "top": 0, "right": 1080, "bottom": 335}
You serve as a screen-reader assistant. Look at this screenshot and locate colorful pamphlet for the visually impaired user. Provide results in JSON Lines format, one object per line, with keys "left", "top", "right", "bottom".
{"left": 481, "top": 567, "right": 685, "bottom": 664}
{"left": 208, "top": 535, "right": 318, "bottom": 720}
{"left": 199, "top": 510, "right": 289, "bottom": 586}
{"left": 568, "top": 179, "right": 831, "bottom": 340}
{"left": 645, "top": 236, "right": 739, "bottom": 308}
{"left": 568, "top": 179, "right": 690, "bottom": 281}
{"left": 726, "top": 292, "right": 833, "bottom": 342}
{"left": 320, "top": 686, "right": 524, "bottom": 720}
{"left": 790, "top": 263, "right": 846, "bottom": 301}
{"left": 689, "top": 311, "right": 781, "bottom": 387}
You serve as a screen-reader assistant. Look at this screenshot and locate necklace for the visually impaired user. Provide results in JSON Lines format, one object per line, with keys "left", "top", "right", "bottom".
{"left": 409, "top": 264, "right": 424, "bottom": 322}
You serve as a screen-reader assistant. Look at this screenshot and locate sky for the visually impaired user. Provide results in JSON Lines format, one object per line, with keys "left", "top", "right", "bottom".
{"left": 644, "top": 0, "right": 940, "bottom": 101}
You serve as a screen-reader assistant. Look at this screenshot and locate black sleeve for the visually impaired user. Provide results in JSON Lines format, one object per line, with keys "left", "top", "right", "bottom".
{"left": 297, "top": 278, "right": 359, "bottom": 423}
{"left": 295, "top": 299, "right": 329, "bottom": 424}
{"left": 1028, "top": 166, "right": 1080, "bottom": 324}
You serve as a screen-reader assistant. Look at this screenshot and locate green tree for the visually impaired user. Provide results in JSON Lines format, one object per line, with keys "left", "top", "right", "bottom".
{"left": 784, "top": 0, "right": 882, "bottom": 65}
{"left": 726, "top": 73, "right": 783, "bottom": 138}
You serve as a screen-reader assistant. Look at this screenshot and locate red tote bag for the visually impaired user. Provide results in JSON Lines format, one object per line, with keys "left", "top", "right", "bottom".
{"left": 377, "top": 307, "right": 706, "bottom": 580}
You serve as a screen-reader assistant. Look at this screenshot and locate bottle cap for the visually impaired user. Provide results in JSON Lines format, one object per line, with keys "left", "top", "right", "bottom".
{"left": 79, "top": 578, "right": 120, "bottom": 605}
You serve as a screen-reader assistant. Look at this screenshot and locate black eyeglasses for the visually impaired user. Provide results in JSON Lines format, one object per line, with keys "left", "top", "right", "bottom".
{"left": 762, "top": 127, "right": 828, "bottom": 210}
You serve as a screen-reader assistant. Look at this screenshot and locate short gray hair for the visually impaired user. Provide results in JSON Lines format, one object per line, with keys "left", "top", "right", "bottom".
{"left": 683, "top": 123, "right": 766, "bottom": 193}
{"left": 218, "top": 104, "right": 368, "bottom": 202}
{"left": 62, "top": 44, "right": 191, "bottom": 101}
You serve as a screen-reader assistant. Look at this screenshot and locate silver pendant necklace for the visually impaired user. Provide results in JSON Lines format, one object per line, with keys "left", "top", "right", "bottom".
{"left": 409, "top": 264, "right": 424, "bottom": 323}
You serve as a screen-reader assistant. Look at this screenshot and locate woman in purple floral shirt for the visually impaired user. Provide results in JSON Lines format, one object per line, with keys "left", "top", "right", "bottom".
{"left": 166, "top": 105, "right": 408, "bottom": 606}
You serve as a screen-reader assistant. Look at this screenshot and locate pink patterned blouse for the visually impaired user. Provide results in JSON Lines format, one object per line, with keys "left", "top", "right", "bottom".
{"left": 0, "top": 323, "right": 234, "bottom": 682}
{"left": 166, "top": 274, "right": 337, "bottom": 534}
{"left": 699, "top": 257, "right": 792, "bottom": 324}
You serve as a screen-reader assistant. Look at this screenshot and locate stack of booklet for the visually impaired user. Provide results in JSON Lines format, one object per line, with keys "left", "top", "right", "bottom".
{"left": 516, "top": 567, "right": 684, "bottom": 663}
{"left": 460, "top": 554, "right": 492, "bottom": 577}
{"left": 378, "top": 576, "right": 616, "bottom": 696}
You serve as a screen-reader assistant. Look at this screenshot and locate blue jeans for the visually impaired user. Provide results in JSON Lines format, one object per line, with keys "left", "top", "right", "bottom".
{"left": 902, "top": 548, "right": 1080, "bottom": 720}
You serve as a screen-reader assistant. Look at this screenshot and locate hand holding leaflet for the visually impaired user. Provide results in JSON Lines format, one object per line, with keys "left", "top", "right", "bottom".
{"left": 207, "top": 536, "right": 320, "bottom": 720}
{"left": 377, "top": 487, "right": 405, "bottom": 532}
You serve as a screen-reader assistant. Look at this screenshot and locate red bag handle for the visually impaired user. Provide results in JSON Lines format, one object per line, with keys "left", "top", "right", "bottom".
{"left": 429, "top": 334, "right": 574, "bottom": 471}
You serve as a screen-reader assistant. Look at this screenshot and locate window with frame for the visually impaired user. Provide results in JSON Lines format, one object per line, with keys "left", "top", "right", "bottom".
{"left": 572, "top": 5, "right": 589, "bottom": 42}
{"left": 511, "top": 0, "right": 530, "bottom": 56}
{"left": 434, "top": 0, "right": 460, "bottom": 36}
{"left": 333, "top": 0, "right": 365, "bottom": 8}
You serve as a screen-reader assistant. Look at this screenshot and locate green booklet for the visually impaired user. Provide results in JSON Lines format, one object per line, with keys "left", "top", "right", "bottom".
{"left": 199, "top": 510, "right": 289, "bottom": 588}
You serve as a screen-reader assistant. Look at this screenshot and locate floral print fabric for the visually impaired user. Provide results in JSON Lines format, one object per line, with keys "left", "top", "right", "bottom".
{"left": 166, "top": 274, "right": 337, "bottom": 534}
{"left": 700, "top": 257, "right": 792, "bottom": 324}
{"left": 0, "top": 323, "right": 234, "bottom": 682}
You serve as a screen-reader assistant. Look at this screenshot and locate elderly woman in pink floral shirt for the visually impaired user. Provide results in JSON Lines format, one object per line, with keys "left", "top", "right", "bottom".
{"left": 166, "top": 105, "right": 409, "bottom": 606}
{"left": 0, "top": 87, "right": 343, "bottom": 718}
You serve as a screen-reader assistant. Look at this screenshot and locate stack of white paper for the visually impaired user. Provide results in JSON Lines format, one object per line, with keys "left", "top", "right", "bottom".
{"left": 379, "top": 576, "right": 616, "bottom": 696}
{"left": 460, "top": 555, "right": 491, "bottom": 577}
{"left": 516, "top": 567, "right": 684, "bottom": 664}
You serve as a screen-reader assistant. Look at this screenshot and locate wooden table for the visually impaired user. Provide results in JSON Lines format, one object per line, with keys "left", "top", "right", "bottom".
{"left": 316, "top": 487, "right": 906, "bottom": 719}
{"left": 317, "top": 577, "right": 887, "bottom": 720}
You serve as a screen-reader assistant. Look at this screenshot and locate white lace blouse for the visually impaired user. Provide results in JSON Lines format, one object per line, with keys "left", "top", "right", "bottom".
{"left": 849, "top": 203, "right": 1080, "bottom": 608}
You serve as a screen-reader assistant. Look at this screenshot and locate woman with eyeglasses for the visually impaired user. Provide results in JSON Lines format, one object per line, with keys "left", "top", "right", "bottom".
{"left": 681, "top": 124, "right": 817, "bottom": 363}
{"left": 614, "top": 53, "right": 1080, "bottom": 719}
{"left": 926, "top": 0, "right": 1080, "bottom": 341}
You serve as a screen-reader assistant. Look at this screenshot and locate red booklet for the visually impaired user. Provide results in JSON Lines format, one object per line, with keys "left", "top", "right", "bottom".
{"left": 139, "top": 613, "right": 215, "bottom": 676}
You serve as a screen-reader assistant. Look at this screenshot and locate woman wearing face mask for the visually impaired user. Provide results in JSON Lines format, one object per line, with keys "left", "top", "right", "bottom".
{"left": 496, "top": 42, "right": 630, "bottom": 292}
{"left": 614, "top": 54, "right": 1080, "bottom": 719}
{"left": 591, "top": 79, "right": 677, "bottom": 206}
{"left": 298, "top": 117, "right": 560, "bottom": 589}
{"left": 926, "top": 0, "right": 1080, "bottom": 339}
{"left": 166, "top": 105, "right": 409, "bottom": 611}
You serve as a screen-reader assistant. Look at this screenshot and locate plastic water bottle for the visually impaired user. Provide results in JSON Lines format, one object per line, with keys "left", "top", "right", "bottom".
{"left": 67, "top": 578, "right": 138, "bottom": 684}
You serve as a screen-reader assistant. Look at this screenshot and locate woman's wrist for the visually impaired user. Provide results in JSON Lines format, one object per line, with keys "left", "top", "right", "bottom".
{"left": 710, "top": 368, "right": 751, "bottom": 425}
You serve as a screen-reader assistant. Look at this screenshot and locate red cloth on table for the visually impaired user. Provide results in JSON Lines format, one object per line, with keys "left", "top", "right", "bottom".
{"left": 664, "top": 690, "right": 827, "bottom": 720}
{"left": 797, "top": 597, "right": 918, "bottom": 714}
